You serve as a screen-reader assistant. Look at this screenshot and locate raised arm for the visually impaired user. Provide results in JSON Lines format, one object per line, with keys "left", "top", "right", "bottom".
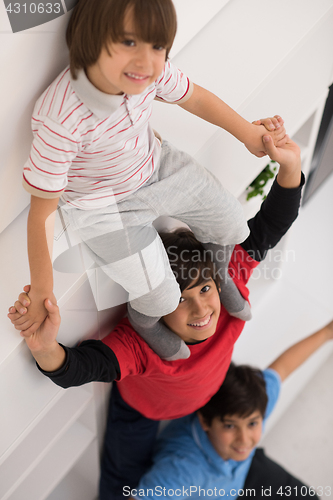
{"left": 268, "top": 320, "right": 333, "bottom": 381}
{"left": 8, "top": 286, "right": 120, "bottom": 387}
{"left": 10, "top": 195, "right": 59, "bottom": 335}
{"left": 178, "top": 83, "right": 287, "bottom": 157}
{"left": 241, "top": 132, "right": 303, "bottom": 261}
{"left": 21, "top": 294, "right": 66, "bottom": 372}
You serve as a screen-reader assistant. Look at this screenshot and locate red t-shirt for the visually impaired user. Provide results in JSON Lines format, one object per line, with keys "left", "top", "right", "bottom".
{"left": 102, "top": 245, "right": 258, "bottom": 420}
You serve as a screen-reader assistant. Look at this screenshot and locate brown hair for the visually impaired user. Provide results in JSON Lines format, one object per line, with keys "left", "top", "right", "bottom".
{"left": 66, "top": 0, "right": 177, "bottom": 78}
{"left": 159, "top": 229, "right": 220, "bottom": 292}
{"left": 198, "top": 362, "right": 268, "bottom": 426}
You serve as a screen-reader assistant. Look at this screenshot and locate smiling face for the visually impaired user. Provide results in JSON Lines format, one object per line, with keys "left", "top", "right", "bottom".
{"left": 86, "top": 8, "right": 167, "bottom": 95}
{"left": 163, "top": 279, "right": 221, "bottom": 343}
{"left": 198, "top": 411, "right": 263, "bottom": 461}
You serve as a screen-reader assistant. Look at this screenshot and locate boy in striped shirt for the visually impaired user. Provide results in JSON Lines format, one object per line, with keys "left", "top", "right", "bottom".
{"left": 15, "top": 0, "right": 286, "bottom": 360}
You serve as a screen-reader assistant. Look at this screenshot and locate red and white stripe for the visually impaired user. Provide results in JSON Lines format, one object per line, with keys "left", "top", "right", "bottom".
{"left": 23, "top": 62, "right": 192, "bottom": 209}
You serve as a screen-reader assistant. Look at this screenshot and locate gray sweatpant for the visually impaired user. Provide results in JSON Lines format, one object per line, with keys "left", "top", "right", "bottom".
{"left": 61, "top": 141, "right": 249, "bottom": 317}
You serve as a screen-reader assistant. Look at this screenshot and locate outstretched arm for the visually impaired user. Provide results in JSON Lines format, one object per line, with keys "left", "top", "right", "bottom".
{"left": 8, "top": 286, "right": 120, "bottom": 387}
{"left": 10, "top": 195, "right": 59, "bottom": 336}
{"left": 178, "top": 83, "right": 287, "bottom": 157}
{"left": 263, "top": 132, "right": 301, "bottom": 188}
{"left": 269, "top": 320, "right": 333, "bottom": 381}
{"left": 13, "top": 288, "right": 66, "bottom": 372}
{"left": 241, "top": 131, "right": 303, "bottom": 261}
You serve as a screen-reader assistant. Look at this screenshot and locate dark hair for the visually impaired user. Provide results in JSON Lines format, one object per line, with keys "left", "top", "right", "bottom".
{"left": 159, "top": 229, "right": 220, "bottom": 292}
{"left": 66, "top": 0, "right": 177, "bottom": 78}
{"left": 198, "top": 362, "right": 268, "bottom": 425}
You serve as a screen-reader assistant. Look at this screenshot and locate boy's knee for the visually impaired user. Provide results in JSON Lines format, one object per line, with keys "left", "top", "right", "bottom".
{"left": 130, "top": 276, "right": 180, "bottom": 317}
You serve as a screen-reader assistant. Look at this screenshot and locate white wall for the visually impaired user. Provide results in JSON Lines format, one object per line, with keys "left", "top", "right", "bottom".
{"left": 0, "top": 3, "right": 73, "bottom": 233}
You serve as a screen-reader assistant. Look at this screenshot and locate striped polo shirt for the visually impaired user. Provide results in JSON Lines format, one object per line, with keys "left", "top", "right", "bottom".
{"left": 22, "top": 61, "right": 193, "bottom": 209}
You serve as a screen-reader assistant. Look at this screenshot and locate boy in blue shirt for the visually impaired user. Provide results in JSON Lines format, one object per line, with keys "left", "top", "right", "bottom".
{"left": 131, "top": 320, "right": 333, "bottom": 499}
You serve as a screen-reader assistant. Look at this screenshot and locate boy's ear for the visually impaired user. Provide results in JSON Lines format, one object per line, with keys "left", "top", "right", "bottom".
{"left": 197, "top": 411, "right": 211, "bottom": 432}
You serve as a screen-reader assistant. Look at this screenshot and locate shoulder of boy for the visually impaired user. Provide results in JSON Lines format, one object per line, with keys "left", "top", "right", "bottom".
{"left": 263, "top": 368, "right": 282, "bottom": 420}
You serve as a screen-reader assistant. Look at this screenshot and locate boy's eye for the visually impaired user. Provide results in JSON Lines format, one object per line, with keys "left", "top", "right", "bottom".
{"left": 122, "top": 39, "right": 136, "bottom": 47}
{"left": 153, "top": 44, "right": 165, "bottom": 51}
{"left": 249, "top": 421, "right": 259, "bottom": 428}
{"left": 201, "top": 285, "right": 210, "bottom": 293}
{"left": 223, "top": 423, "right": 234, "bottom": 430}
{"left": 179, "top": 297, "right": 185, "bottom": 304}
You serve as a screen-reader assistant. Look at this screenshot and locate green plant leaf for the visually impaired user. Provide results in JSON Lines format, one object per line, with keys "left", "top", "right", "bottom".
{"left": 246, "top": 161, "right": 277, "bottom": 201}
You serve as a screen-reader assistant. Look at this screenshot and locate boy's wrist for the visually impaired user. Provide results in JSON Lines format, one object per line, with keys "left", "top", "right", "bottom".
{"left": 322, "top": 325, "right": 333, "bottom": 342}
{"left": 30, "top": 284, "right": 54, "bottom": 296}
{"left": 242, "top": 121, "right": 259, "bottom": 144}
{"left": 248, "top": 123, "right": 268, "bottom": 151}
{"left": 31, "top": 340, "right": 60, "bottom": 358}
{"left": 28, "top": 287, "right": 56, "bottom": 310}
{"left": 276, "top": 159, "right": 302, "bottom": 188}
{"left": 32, "top": 342, "right": 66, "bottom": 372}
{"left": 251, "top": 121, "right": 264, "bottom": 136}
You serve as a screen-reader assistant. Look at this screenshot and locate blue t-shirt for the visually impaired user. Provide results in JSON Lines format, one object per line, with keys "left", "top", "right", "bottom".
{"left": 131, "top": 369, "right": 281, "bottom": 500}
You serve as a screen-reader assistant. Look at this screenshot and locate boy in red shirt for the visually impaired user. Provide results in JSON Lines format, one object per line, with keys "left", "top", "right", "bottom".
{"left": 9, "top": 134, "right": 303, "bottom": 498}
